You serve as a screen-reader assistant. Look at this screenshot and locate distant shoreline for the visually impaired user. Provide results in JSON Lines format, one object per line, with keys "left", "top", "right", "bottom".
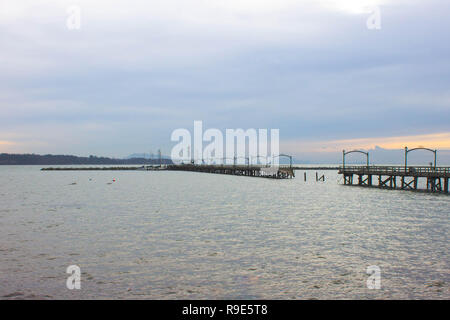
{"left": 39, "top": 165, "right": 340, "bottom": 171}
{"left": 0, "top": 153, "right": 172, "bottom": 166}
{"left": 0, "top": 153, "right": 320, "bottom": 166}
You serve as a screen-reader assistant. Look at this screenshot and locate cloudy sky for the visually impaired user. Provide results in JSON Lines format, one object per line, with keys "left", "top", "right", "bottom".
{"left": 1, "top": 0, "right": 449, "bottom": 163}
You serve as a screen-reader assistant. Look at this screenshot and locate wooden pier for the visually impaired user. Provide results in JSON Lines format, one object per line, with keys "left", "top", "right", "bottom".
{"left": 41, "top": 164, "right": 295, "bottom": 179}
{"left": 339, "top": 147, "right": 450, "bottom": 194}
{"left": 339, "top": 166, "right": 450, "bottom": 193}
{"left": 166, "top": 164, "right": 295, "bottom": 179}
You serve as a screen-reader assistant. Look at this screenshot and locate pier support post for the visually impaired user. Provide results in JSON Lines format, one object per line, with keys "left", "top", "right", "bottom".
{"left": 436, "top": 178, "right": 442, "bottom": 192}
{"left": 427, "top": 177, "right": 435, "bottom": 191}
{"left": 344, "top": 174, "right": 353, "bottom": 185}
{"left": 379, "top": 175, "right": 394, "bottom": 189}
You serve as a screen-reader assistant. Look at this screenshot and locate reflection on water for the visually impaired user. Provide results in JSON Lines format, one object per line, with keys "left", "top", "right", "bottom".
{"left": 0, "top": 166, "right": 448, "bottom": 299}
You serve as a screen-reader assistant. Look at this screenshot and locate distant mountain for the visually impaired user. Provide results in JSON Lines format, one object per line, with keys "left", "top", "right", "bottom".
{"left": 126, "top": 153, "right": 152, "bottom": 159}
{"left": 0, "top": 153, "right": 173, "bottom": 165}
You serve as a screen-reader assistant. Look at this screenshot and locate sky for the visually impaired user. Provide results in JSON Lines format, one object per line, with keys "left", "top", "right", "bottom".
{"left": 1, "top": 0, "right": 449, "bottom": 164}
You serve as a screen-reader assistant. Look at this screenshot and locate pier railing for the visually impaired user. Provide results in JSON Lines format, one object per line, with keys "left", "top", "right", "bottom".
{"left": 339, "top": 165, "right": 450, "bottom": 177}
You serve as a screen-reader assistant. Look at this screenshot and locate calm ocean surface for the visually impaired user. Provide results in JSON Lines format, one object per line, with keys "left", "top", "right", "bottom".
{"left": 0, "top": 165, "right": 448, "bottom": 299}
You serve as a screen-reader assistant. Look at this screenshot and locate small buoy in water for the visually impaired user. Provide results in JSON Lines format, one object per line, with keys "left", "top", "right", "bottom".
{"left": 112, "top": 179, "right": 116, "bottom": 182}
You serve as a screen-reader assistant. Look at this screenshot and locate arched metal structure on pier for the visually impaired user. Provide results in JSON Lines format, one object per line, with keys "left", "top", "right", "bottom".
{"left": 342, "top": 150, "right": 369, "bottom": 171}
{"left": 272, "top": 154, "right": 293, "bottom": 168}
{"left": 405, "top": 147, "right": 437, "bottom": 171}
{"left": 250, "top": 155, "right": 270, "bottom": 166}
{"left": 231, "top": 156, "right": 249, "bottom": 166}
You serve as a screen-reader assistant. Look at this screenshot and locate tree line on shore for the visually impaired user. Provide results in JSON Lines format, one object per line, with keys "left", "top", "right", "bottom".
{"left": 0, "top": 153, "right": 172, "bottom": 165}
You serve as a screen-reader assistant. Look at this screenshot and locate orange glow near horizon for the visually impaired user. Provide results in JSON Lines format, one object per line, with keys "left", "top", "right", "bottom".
{"left": 0, "top": 140, "right": 15, "bottom": 146}
{"left": 2, "top": 133, "right": 450, "bottom": 155}
{"left": 283, "top": 132, "right": 450, "bottom": 153}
